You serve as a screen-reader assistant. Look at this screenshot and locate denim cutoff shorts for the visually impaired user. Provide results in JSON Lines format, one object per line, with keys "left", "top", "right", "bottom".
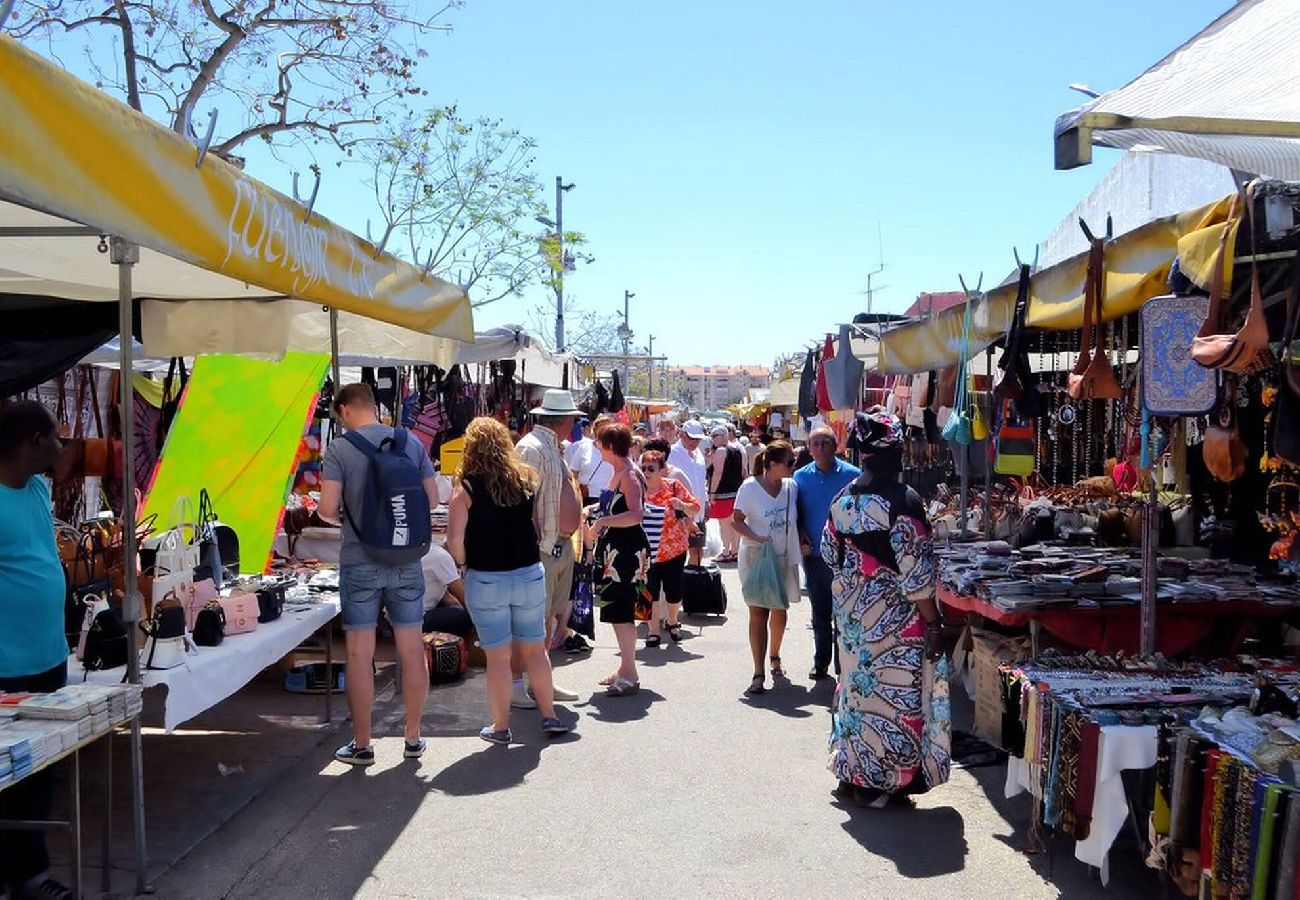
{"left": 463, "top": 563, "right": 547, "bottom": 649}
{"left": 340, "top": 562, "right": 425, "bottom": 630}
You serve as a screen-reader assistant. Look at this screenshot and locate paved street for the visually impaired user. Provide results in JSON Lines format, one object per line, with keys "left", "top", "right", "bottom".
{"left": 153, "top": 567, "right": 1155, "bottom": 899}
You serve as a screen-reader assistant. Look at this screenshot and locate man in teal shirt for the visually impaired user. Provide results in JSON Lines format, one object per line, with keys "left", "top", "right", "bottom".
{"left": 793, "top": 426, "right": 859, "bottom": 681}
{"left": 0, "top": 401, "right": 75, "bottom": 900}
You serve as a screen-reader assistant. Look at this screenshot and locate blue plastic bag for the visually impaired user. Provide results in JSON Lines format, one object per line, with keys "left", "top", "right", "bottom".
{"left": 567, "top": 561, "right": 596, "bottom": 638}
{"left": 741, "top": 542, "right": 789, "bottom": 610}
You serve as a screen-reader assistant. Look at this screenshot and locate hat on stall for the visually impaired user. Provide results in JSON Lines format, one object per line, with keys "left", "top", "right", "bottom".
{"left": 530, "top": 389, "right": 582, "bottom": 417}
{"left": 681, "top": 420, "right": 707, "bottom": 439}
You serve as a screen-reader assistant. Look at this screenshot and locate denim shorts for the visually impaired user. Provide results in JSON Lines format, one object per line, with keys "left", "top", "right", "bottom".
{"left": 340, "top": 562, "right": 425, "bottom": 630}
{"left": 463, "top": 563, "right": 547, "bottom": 649}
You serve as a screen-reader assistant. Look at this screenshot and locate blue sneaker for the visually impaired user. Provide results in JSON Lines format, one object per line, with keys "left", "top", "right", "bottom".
{"left": 541, "top": 717, "right": 571, "bottom": 736}
{"left": 479, "top": 726, "right": 512, "bottom": 745}
{"left": 403, "top": 738, "right": 426, "bottom": 759}
{"left": 334, "top": 740, "right": 374, "bottom": 767}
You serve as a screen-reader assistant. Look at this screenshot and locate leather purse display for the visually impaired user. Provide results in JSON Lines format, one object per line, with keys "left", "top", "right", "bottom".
{"left": 142, "top": 591, "right": 190, "bottom": 670}
{"left": 1204, "top": 379, "right": 1247, "bottom": 483}
{"left": 1067, "top": 238, "right": 1123, "bottom": 401}
{"left": 994, "top": 403, "right": 1036, "bottom": 477}
{"left": 941, "top": 291, "right": 975, "bottom": 446}
{"left": 191, "top": 601, "right": 226, "bottom": 647}
{"left": 1276, "top": 251, "right": 1300, "bottom": 465}
{"left": 1191, "top": 186, "right": 1273, "bottom": 375}
{"left": 256, "top": 582, "right": 286, "bottom": 624}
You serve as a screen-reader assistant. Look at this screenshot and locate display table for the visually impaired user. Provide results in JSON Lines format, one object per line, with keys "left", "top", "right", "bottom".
{"left": 1005, "top": 724, "right": 1157, "bottom": 884}
{"left": 938, "top": 585, "right": 1292, "bottom": 657}
{"left": 69, "top": 597, "right": 340, "bottom": 732}
{"left": 273, "top": 527, "right": 446, "bottom": 563}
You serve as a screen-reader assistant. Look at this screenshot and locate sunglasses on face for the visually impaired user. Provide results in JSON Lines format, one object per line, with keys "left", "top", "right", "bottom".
{"left": 642, "top": 465, "right": 661, "bottom": 473}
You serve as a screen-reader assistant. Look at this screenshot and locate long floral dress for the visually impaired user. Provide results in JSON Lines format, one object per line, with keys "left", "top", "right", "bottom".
{"left": 821, "top": 479, "right": 951, "bottom": 794}
{"left": 594, "top": 486, "right": 653, "bottom": 623}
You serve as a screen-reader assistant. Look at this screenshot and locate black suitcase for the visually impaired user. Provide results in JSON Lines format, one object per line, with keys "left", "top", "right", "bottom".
{"left": 681, "top": 564, "right": 727, "bottom": 616}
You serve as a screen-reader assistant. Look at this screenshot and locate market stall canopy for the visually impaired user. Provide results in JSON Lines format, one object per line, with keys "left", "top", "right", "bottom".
{"left": 875, "top": 194, "right": 1236, "bottom": 374}
{"left": 1055, "top": 0, "right": 1300, "bottom": 178}
{"left": 0, "top": 35, "right": 473, "bottom": 341}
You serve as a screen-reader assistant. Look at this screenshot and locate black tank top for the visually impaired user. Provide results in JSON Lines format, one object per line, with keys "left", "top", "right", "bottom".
{"left": 463, "top": 475, "right": 541, "bottom": 571}
{"left": 709, "top": 446, "right": 744, "bottom": 497}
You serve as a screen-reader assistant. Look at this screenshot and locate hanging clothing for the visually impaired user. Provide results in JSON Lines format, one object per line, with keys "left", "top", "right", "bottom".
{"left": 815, "top": 334, "right": 834, "bottom": 412}
{"left": 821, "top": 478, "right": 951, "bottom": 794}
{"left": 824, "top": 324, "right": 865, "bottom": 410}
{"left": 798, "top": 349, "right": 819, "bottom": 418}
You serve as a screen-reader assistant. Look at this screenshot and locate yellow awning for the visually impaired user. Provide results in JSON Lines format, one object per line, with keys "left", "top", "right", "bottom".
{"left": 0, "top": 36, "right": 473, "bottom": 341}
{"left": 876, "top": 194, "right": 1237, "bottom": 374}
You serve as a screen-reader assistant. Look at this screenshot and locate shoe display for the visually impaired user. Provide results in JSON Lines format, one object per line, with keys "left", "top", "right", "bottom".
{"left": 334, "top": 740, "right": 375, "bottom": 767}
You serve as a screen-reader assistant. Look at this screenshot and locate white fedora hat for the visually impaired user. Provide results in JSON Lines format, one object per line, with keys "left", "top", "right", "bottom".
{"left": 530, "top": 388, "right": 582, "bottom": 416}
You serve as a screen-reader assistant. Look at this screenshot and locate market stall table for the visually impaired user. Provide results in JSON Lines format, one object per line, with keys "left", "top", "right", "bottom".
{"left": 69, "top": 597, "right": 340, "bottom": 732}
{"left": 938, "top": 585, "right": 1294, "bottom": 657}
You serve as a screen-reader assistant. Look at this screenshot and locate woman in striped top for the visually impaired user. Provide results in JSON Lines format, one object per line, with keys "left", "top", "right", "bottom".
{"left": 640, "top": 449, "right": 702, "bottom": 647}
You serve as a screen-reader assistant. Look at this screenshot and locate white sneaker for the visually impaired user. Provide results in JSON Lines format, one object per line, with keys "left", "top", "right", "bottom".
{"left": 534, "top": 684, "right": 581, "bottom": 702}
{"left": 510, "top": 683, "right": 538, "bottom": 709}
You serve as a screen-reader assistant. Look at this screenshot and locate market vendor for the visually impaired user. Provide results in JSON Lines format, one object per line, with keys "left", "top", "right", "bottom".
{"left": 420, "top": 543, "right": 472, "bottom": 637}
{"left": 0, "top": 400, "right": 75, "bottom": 900}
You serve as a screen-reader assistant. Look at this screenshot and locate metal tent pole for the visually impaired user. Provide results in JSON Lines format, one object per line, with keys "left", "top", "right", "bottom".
{"left": 985, "top": 347, "right": 994, "bottom": 540}
{"left": 110, "top": 236, "right": 148, "bottom": 893}
{"left": 329, "top": 306, "right": 341, "bottom": 399}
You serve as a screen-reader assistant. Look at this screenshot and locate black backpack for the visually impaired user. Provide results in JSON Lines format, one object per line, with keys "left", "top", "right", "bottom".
{"left": 83, "top": 607, "right": 129, "bottom": 671}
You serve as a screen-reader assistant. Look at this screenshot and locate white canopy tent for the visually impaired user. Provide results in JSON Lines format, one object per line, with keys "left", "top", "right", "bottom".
{"left": 1056, "top": 0, "right": 1300, "bottom": 177}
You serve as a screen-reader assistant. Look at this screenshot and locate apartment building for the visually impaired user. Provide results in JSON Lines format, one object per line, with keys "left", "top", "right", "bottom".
{"left": 668, "top": 364, "right": 770, "bottom": 410}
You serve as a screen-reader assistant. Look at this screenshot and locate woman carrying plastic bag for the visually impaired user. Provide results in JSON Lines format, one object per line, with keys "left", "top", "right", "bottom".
{"left": 732, "top": 440, "right": 802, "bottom": 695}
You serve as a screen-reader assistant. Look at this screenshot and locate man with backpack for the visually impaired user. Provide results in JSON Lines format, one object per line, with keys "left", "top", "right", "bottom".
{"left": 319, "top": 383, "right": 438, "bottom": 766}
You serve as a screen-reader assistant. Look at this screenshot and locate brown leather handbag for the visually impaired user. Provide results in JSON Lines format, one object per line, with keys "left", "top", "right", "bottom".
{"left": 1204, "top": 378, "right": 1247, "bottom": 483}
{"left": 1067, "top": 238, "right": 1122, "bottom": 401}
{"left": 1191, "top": 187, "right": 1273, "bottom": 375}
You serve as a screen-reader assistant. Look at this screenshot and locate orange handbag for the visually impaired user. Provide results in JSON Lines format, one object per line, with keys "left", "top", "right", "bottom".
{"left": 1067, "top": 238, "right": 1122, "bottom": 401}
{"left": 1191, "top": 187, "right": 1273, "bottom": 375}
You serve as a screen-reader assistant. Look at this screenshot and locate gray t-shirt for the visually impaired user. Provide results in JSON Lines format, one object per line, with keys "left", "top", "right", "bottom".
{"left": 322, "top": 424, "right": 435, "bottom": 565}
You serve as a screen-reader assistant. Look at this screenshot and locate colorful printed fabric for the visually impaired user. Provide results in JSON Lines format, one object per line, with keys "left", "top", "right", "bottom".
{"left": 292, "top": 417, "right": 324, "bottom": 494}
{"left": 645, "top": 477, "right": 698, "bottom": 563}
{"left": 822, "top": 482, "right": 951, "bottom": 794}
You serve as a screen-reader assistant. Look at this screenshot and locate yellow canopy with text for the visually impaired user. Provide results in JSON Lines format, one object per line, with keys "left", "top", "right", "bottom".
{"left": 876, "top": 194, "right": 1237, "bottom": 374}
{"left": 0, "top": 35, "right": 473, "bottom": 341}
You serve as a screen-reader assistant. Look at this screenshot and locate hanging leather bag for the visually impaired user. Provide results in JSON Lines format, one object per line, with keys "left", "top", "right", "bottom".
{"left": 1274, "top": 252, "right": 1300, "bottom": 465}
{"left": 1204, "top": 377, "right": 1247, "bottom": 483}
{"left": 82, "top": 367, "right": 110, "bottom": 478}
{"left": 1191, "top": 187, "right": 1273, "bottom": 375}
{"left": 1067, "top": 238, "right": 1123, "bottom": 401}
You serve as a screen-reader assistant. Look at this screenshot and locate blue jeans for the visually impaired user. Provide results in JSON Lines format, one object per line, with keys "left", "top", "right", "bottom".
{"left": 803, "top": 553, "right": 838, "bottom": 674}
{"left": 464, "top": 563, "right": 547, "bottom": 649}
{"left": 340, "top": 562, "right": 425, "bottom": 630}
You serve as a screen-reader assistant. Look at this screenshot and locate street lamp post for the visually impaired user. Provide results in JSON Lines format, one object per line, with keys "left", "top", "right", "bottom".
{"left": 617, "top": 289, "right": 635, "bottom": 388}
{"left": 647, "top": 334, "right": 656, "bottom": 398}
{"left": 537, "top": 176, "right": 575, "bottom": 352}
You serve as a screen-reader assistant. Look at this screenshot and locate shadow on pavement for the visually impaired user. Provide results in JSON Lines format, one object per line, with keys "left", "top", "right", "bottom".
{"left": 585, "top": 688, "right": 664, "bottom": 723}
{"left": 739, "top": 676, "right": 835, "bottom": 719}
{"left": 681, "top": 613, "right": 730, "bottom": 629}
{"left": 635, "top": 645, "right": 705, "bottom": 668}
{"left": 836, "top": 801, "right": 968, "bottom": 878}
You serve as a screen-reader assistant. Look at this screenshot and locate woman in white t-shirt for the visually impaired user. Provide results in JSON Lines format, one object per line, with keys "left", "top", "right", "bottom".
{"left": 731, "top": 440, "right": 802, "bottom": 695}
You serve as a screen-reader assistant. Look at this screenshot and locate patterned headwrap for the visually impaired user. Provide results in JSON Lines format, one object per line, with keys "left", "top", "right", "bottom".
{"left": 850, "top": 406, "right": 902, "bottom": 451}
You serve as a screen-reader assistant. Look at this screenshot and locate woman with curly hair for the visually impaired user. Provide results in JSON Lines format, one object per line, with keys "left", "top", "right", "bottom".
{"left": 822, "top": 408, "right": 950, "bottom": 808}
{"left": 448, "top": 417, "right": 571, "bottom": 744}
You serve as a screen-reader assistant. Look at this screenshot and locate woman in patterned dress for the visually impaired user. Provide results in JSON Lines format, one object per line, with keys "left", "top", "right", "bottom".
{"left": 821, "top": 408, "right": 951, "bottom": 808}
{"left": 587, "top": 423, "right": 652, "bottom": 696}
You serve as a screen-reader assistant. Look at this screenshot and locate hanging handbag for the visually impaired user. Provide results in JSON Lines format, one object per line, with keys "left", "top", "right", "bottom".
{"left": 994, "top": 403, "right": 1036, "bottom": 477}
{"left": 157, "top": 356, "right": 189, "bottom": 452}
{"left": 65, "top": 529, "right": 110, "bottom": 649}
{"left": 1275, "top": 251, "right": 1300, "bottom": 465}
{"left": 941, "top": 293, "right": 975, "bottom": 446}
{"left": 82, "top": 367, "right": 110, "bottom": 478}
{"left": 1204, "top": 377, "right": 1247, "bottom": 483}
{"left": 150, "top": 495, "right": 201, "bottom": 577}
{"left": 1192, "top": 186, "right": 1273, "bottom": 375}
{"left": 1067, "top": 238, "right": 1123, "bottom": 401}
{"left": 567, "top": 562, "right": 596, "bottom": 639}
{"left": 191, "top": 601, "right": 226, "bottom": 647}
{"left": 970, "top": 390, "right": 990, "bottom": 442}
{"left": 1141, "top": 293, "right": 1217, "bottom": 415}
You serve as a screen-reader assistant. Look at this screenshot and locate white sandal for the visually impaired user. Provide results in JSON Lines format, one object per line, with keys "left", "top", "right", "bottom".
{"left": 606, "top": 676, "right": 640, "bottom": 696}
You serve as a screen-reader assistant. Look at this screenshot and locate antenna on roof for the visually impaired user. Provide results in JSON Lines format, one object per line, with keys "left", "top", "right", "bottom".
{"left": 857, "top": 221, "right": 887, "bottom": 314}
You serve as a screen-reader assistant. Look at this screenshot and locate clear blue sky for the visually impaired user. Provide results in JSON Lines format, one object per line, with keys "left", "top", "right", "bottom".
{"left": 41, "top": 0, "right": 1236, "bottom": 367}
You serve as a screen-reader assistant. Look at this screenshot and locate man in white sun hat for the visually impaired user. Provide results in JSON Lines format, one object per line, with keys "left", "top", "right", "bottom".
{"left": 514, "top": 389, "right": 586, "bottom": 707}
{"left": 669, "top": 419, "right": 710, "bottom": 565}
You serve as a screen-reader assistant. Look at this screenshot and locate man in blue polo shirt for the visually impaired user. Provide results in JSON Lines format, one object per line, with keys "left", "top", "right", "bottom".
{"left": 0, "top": 401, "right": 75, "bottom": 900}
{"left": 793, "top": 426, "right": 859, "bottom": 681}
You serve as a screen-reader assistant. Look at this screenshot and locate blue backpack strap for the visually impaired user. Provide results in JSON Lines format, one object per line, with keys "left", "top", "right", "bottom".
{"left": 390, "top": 429, "right": 409, "bottom": 454}
{"left": 340, "top": 430, "right": 379, "bottom": 459}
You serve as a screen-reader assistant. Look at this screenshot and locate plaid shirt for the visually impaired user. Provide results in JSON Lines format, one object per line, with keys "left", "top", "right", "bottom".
{"left": 516, "top": 424, "right": 566, "bottom": 550}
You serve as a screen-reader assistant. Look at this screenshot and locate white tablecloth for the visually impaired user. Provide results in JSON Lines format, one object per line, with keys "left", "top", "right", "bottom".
{"left": 1005, "top": 724, "right": 1158, "bottom": 884}
{"left": 272, "top": 527, "right": 446, "bottom": 563}
{"left": 69, "top": 598, "right": 340, "bottom": 733}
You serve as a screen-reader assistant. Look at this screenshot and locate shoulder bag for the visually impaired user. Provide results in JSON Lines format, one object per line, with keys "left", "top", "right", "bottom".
{"left": 1191, "top": 187, "right": 1273, "bottom": 375}
{"left": 941, "top": 293, "right": 975, "bottom": 446}
{"left": 994, "top": 402, "right": 1036, "bottom": 477}
{"left": 191, "top": 601, "right": 226, "bottom": 648}
{"left": 1067, "top": 238, "right": 1122, "bottom": 401}
{"left": 141, "top": 591, "right": 191, "bottom": 670}
{"left": 1203, "top": 377, "right": 1247, "bottom": 483}
{"left": 1274, "top": 252, "right": 1300, "bottom": 464}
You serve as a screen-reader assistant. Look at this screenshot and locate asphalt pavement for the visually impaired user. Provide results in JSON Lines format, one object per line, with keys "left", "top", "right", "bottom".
{"left": 151, "top": 565, "right": 1158, "bottom": 899}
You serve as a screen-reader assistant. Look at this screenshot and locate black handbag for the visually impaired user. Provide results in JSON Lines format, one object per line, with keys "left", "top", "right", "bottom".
{"left": 256, "top": 584, "right": 285, "bottom": 623}
{"left": 82, "top": 607, "right": 129, "bottom": 671}
{"left": 65, "top": 531, "right": 110, "bottom": 649}
{"left": 192, "top": 601, "right": 226, "bottom": 647}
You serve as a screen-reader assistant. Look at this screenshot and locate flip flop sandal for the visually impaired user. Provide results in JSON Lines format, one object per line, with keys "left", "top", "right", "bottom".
{"left": 598, "top": 673, "right": 619, "bottom": 686}
{"left": 606, "top": 676, "right": 640, "bottom": 696}
{"left": 666, "top": 623, "right": 684, "bottom": 643}
{"left": 745, "top": 675, "right": 766, "bottom": 695}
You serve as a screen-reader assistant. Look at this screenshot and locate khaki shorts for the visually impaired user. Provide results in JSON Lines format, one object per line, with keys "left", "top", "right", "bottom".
{"left": 541, "top": 539, "right": 576, "bottom": 617}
